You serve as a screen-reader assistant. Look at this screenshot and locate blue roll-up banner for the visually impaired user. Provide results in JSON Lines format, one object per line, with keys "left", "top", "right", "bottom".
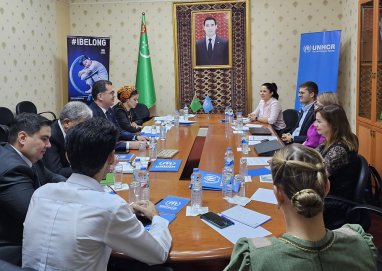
{"left": 295, "top": 30, "right": 341, "bottom": 109}
{"left": 67, "top": 36, "right": 110, "bottom": 104}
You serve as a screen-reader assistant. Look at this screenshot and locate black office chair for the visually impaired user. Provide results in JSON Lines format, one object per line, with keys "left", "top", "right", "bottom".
{"left": 0, "top": 125, "right": 9, "bottom": 142}
{"left": 133, "top": 103, "right": 153, "bottom": 123}
{"left": 324, "top": 154, "right": 378, "bottom": 229}
{"left": 15, "top": 101, "right": 56, "bottom": 120}
{"left": 0, "top": 107, "right": 14, "bottom": 126}
{"left": 282, "top": 109, "right": 299, "bottom": 133}
{"left": 0, "top": 260, "right": 36, "bottom": 271}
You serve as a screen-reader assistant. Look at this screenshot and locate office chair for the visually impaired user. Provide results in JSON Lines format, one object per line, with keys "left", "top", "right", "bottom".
{"left": 133, "top": 103, "right": 152, "bottom": 123}
{"left": 0, "top": 125, "right": 9, "bottom": 142}
{"left": 282, "top": 109, "right": 299, "bottom": 133}
{"left": 15, "top": 101, "right": 56, "bottom": 120}
{"left": 0, "top": 259, "right": 36, "bottom": 271}
{"left": 0, "top": 107, "right": 14, "bottom": 126}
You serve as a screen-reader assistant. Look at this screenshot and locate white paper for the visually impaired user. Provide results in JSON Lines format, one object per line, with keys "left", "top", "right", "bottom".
{"left": 251, "top": 188, "right": 277, "bottom": 204}
{"left": 119, "top": 162, "right": 134, "bottom": 173}
{"left": 259, "top": 174, "right": 273, "bottom": 183}
{"left": 141, "top": 126, "right": 154, "bottom": 133}
{"left": 226, "top": 196, "right": 251, "bottom": 206}
{"left": 248, "top": 140, "right": 262, "bottom": 146}
{"left": 244, "top": 123, "right": 262, "bottom": 128}
{"left": 154, "top": 116, "right": 173, "bottom": 121}
{"left": 242, "top": 117, "right": 250, "bottom": 123}
{"left": 244, "top": 176, "right": 252, "bottom": 183}
{"left": 232, "top": 126, "right": 249, "bottom": 131}
{"left": 186, "top": 206, "right": 209, "bottom": 216}
{"left": 202, "top": 219, "right": 271, "bottom": 244}
{"left": 221, "top": 205, "right": 271, "bottom": 229}
{"left": 244, "top": 157, "right": 272, "bottom": 166}
{"left": 233, "top": 130, "right": 244, "bottom": 134}
{"left": 103, "top": 183, "right": 129, "bottom": 192}
{"left": 248, "top": 136, "right": 277, "bottom": 141}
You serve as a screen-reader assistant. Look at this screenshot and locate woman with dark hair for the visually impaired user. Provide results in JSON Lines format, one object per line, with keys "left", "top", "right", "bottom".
{"left": 224, "top": 144, "right": 376, "bottom": 271}
{"left": 248, "top": 83, "right": 286, "bottom": 135}
{"left": 315, "top": 104, "right": 360, "bottom": 228}
{"left": 113, "top": 85, "right": 143, "bottom": 133}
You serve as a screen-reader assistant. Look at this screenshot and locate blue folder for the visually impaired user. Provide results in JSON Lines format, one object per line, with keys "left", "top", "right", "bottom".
{"left": 149, "top": 159, "right": 182, "bottom": 172}
{"left": 199, "top": 170, "right": 222, "bottom": 191}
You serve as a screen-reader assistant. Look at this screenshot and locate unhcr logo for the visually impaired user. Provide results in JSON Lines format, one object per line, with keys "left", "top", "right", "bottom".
{"left": 204, "top": 174, "right": 221, "bottom": 184}
{"left": 303, "top": 43, "right": 336, "bottom": 53}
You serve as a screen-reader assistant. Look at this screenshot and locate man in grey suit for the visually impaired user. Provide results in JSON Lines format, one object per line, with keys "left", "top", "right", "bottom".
{"left": 195, "top": 16, "right": 229, "bottom": 66}
{"left": 0, "top": 113, "right": 66, "bottom": 264}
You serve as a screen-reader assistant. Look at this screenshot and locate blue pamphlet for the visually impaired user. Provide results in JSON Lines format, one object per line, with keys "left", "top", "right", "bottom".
{"left": 247, "top": 167, "right": 271, "bottom": 177}
{"left": 115, "top": 153, "right": 134, "bottom": 161}
{"left": 199, "top": 170, "right": 222, "bottom": 191}
{"left": 156, "top": 195, "right": 190, "bottom": 214}
{"left": 149, "top": 159, "right": 182, "bottom": 172}
{"left": 141, "top": 132, "right": 160, "bottom": 137}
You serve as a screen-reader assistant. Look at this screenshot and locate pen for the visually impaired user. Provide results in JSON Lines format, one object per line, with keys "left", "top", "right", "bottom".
{"left": 155, "top": 198, "right": 163, "bottom": 205}
{"left": 221, "top": 214, "right": 235, "bottom": 225}
{"left": 107, "top": 185, "right": 117, "bottom": 194}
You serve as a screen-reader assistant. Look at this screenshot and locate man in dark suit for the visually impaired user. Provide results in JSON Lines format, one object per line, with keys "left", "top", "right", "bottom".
{"left": 195, "top": 16, "right": 229, "bottom": 66}
{"left": 281, "top": 81, "right": 318, "bottom": 144}
{"left": 89, "top": 80, "right": 147, "bottom": 151}
{"left": 0, "top": 113, "right": 66, "bottom": 264}
{"left": 43, "top": 101, "right": 93, "bottom": 178}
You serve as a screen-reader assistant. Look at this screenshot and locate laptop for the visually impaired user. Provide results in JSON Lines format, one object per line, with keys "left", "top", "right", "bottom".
{"left": 254, "top": 140, "right": 284, "bottom": 156}
{"left": 249, "top": 127, "right": 272, "bottom": 135}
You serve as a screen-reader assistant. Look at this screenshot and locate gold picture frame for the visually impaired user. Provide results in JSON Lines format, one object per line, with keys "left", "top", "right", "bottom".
{"left": 192, "top": 10, "right": 232, "bottom": 69}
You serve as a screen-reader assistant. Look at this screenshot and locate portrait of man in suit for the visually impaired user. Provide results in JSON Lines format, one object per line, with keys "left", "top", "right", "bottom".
{"left": 193, "top": 11, "right": 231, "bottom": 68}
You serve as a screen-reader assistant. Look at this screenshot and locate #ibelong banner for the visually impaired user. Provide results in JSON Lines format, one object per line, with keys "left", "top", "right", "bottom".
{"left": 295, "top": 30, "right": 341, "bottom": 109}
{"left": 67, "top": 36, "right": 110, "bottom": 104}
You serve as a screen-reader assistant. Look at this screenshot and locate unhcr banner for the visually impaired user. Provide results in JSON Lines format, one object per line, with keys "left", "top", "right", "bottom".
{"left": 295, "top": 30, "right": 341, "bottom": 109}
{"left": 67, "top": 36, "right": 110, "bottom": 103}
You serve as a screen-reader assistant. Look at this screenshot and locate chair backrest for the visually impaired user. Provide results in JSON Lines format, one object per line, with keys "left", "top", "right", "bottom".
{"left": 0, "top": 259, "right": 36, "bottom": 271}
{"left": 0, "top": 125, "right": 9, "bottom": 142}
{"left": 282, "top": 109, "right": 299, "bottom": 133}
{"left": 0, "top": 107, "right": 14, "bottom": 126}
{"left": 133, "top": 103, "right": 151, "bottom": 122}
{"left": 354, "top": 154, "right": 372, "bottom": 203}
{"left": 15, "top": 101, "right": 37, "bottom": 115}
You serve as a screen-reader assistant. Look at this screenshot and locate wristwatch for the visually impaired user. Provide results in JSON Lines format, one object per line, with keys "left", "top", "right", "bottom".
{"left": 255, "top": 116, "right": 258, "bottom": 121}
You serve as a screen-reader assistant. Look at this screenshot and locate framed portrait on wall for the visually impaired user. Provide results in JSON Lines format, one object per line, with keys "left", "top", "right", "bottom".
{"left": 192, "top": 10, "right": 232, "bottom": 69}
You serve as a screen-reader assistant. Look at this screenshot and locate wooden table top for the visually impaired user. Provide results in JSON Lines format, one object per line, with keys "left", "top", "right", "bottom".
{"left": 115, "top": 114, "right": 285, "bottom": 263}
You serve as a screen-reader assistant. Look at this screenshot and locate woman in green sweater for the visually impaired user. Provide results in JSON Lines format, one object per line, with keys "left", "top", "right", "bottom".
{"left": 225, "top": 144, "right": 376, "bottom": 271}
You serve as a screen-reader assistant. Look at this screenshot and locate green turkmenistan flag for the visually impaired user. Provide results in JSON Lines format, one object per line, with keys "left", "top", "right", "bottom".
{"left": 136, "top": 13, "right": 156, "bottom": 108}
{"left": 190, "top": 96, "right": 203, "bottom": 112}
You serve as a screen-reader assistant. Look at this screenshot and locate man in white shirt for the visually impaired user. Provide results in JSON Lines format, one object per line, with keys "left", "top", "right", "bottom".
{"left": 22, "top": 118, "right": 172, "bottom": 271}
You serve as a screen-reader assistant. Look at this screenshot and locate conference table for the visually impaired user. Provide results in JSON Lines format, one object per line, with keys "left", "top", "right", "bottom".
{"left": 113, "top": 114, "right": 285, "bottom": 270}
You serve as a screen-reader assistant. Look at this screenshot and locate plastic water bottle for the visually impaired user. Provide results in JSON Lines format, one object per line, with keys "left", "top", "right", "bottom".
{"left": 224, "top": 147, "right": 234, "bottom": 171}
{"left": 228, "top": 107, "right": 234, "bottom": 124}
{"left": 133, "top": 158, "right": 141, "bottom": 182}
{"left": 241, "top": 136, "right": 249, "bottom": 154}
{"left": 174, "top": 110, "right": 180, "bottom": 126}
{"left": 225, "top": 107, "right": 229, "bottom": 123}
{"left": 160, "top": 121, "right": 166, "bottom": 141}
{"left": 236, "top": 112, "right": 243, "bottom": 131}
{"left": 222, "top": 162, "right": 233, "bottom": 199}
{"left": 190, "top": 168, "right": 203, "bottom": 211}
{"left": 149, "top": 137, "right": 157, "bottom": 161}
{"left": 139, "top": 166, "right": 150, "bottom": 200}
{"left": 183, "top": 105, "right": 188, "bottom": 121}
{"left": 239, "top": 157, "right": 248, "bottom": 176}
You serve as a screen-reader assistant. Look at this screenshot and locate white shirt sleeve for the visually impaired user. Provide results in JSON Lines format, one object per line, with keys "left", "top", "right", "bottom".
{"left": 267, "top": 100, "right": 282, "bottom": 125}
{"left": 104, "top": 203, "right": 172, "bottom": 265}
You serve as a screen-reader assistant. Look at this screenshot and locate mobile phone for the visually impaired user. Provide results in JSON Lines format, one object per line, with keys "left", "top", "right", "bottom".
{"left": 200, "top": 212, "right": 234, "bottom": 229}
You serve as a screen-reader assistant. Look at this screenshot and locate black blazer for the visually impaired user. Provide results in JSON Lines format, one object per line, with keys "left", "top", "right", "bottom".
{"left": 43, "top": 120, "right": 72, "bottom": 178}
{"left": 292, "top": 104, "right": 315, "bottom": 143}
{"left": 88, "top": 102, "right": 131, "bottom": 152}
{"left": 0, "top": 143, "right": 66, "bottom": 253}
{"left": 113, "top": 103, "right": 142, "bottom": 133}
{"left": 195, "top": 36, "right": 229, "bottom": 66}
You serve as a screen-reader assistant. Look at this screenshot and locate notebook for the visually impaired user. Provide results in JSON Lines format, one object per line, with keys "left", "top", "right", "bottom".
{"left": 249, "top": 127, "right": 272, "bottom": 135}
{"left": 253, "top": 140, "right": 284, "bottom": 156}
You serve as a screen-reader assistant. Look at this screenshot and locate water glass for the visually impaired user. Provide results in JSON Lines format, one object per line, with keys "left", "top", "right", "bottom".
{"left": 239, "top": 157, "right": 248, "bottom": 176}
{"left": 138, "top": 142, "right": 146, "bottom": 157}
{"left": 114, "top": 163, "right": 123, "bottom": 189}
{"left": 174, "top": 110, "right": 180, "bottom": 126}
{"left": 150, "top": 138, "right": 157, "bottom": 161}
{"left": 233, "top": 174, "right": 245, "bottom": 197}
{"left": 128, "top": 181, "right": 140, "bottom": 204}
{"left": 179, "top": 108, "right": 185, "bottom": 120}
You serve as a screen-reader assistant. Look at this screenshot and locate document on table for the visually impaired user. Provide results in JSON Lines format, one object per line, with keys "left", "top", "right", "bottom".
{"left": 251, "top": 188, "right": 277, "bottom": 204}
{"left": 202, "top": 219, "right": 271, "bottom": 244}
{"left": 249, "top": 136, "right": 278, "bottom": 141}
{"left": 221, "top": 205, "right": 271, "bottom": 229}
{"left": 244, "top": 123, "right": 263, "bottom": 128}
{"left": 245, "top": 157, "right": 272, "bottom": 166}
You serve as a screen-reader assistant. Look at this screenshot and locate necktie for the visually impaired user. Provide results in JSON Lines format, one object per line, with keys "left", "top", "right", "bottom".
{"left": 105, "top": 110, "right": 112, "bottom": 120}
{"left": 31, "top": 164, "right": 41, "bottom": 188}
{"left": 298, "top": 109, "right": 304, "bottom": 120}
{"left": 207, "top": 38, "right": 212, "bottom": 55}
